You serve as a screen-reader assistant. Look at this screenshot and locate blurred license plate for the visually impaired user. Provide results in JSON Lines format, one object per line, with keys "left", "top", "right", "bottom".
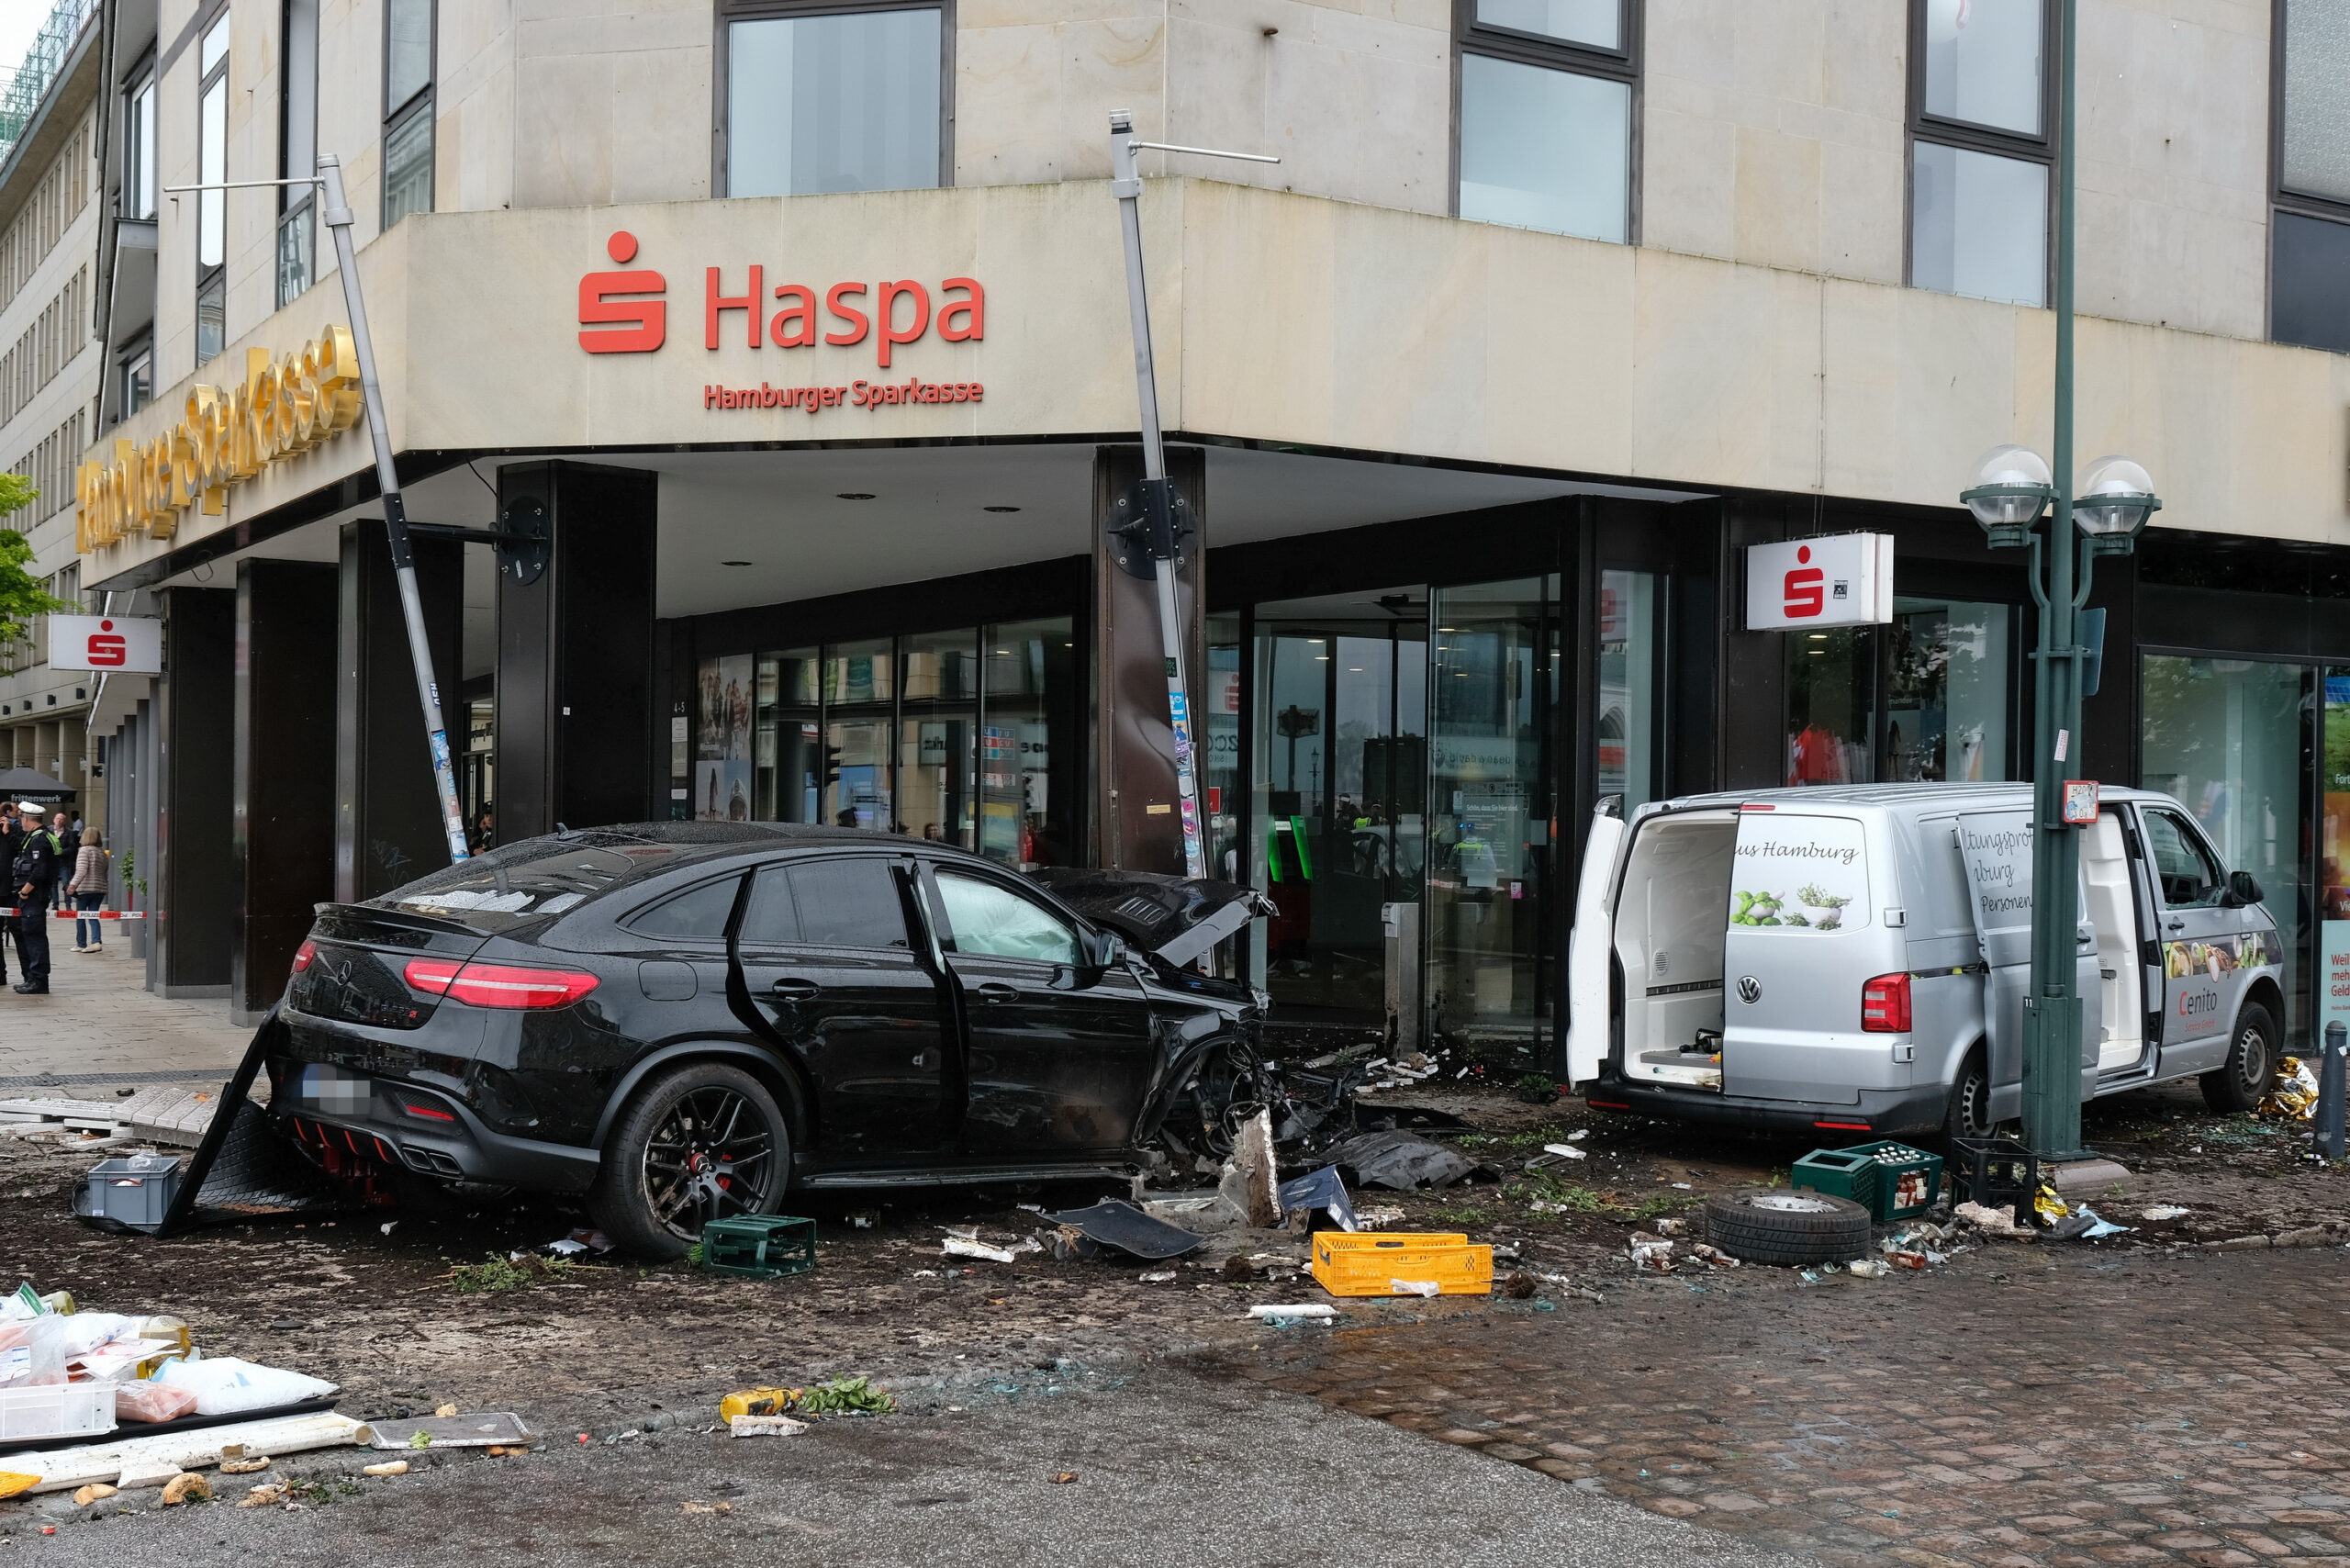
{"left": 293, "top": 1064, "right": 371, "bottom": 1115}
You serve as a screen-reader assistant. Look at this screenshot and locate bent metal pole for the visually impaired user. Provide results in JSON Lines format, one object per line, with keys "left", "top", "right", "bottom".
{"left": 1107, "top": 112, "right": 1276, "bottom": 881}
{"left": 316, "top": 155, "right": 470, "bottom": 865}
{"left": 157, "top": 162, "right": 468, "bottom": 865}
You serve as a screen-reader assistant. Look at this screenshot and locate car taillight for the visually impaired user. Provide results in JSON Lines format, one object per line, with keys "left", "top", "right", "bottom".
{"left": 402, "top": 959, "right": 599, "bottom": 1009}
{"left": 1861, "top": 972, "right": 1911, "bottom": 1032}
{"left": 291, "top": 938, "right": 317, "bottom": 974}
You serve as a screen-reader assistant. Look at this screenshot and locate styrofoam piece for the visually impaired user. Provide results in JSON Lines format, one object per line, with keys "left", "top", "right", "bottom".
{"left": 6, "top": 1412, "right": 364, "bottom": 1494}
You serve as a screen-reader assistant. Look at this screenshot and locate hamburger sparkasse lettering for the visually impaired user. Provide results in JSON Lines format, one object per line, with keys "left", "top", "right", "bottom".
{"left": 579, "top": 231, "right": 986, "bottom": 418}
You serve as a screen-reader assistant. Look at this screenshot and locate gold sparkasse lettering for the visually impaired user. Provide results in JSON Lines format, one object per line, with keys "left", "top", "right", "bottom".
{"left": 75, "top": 325, "right": 364, "bottom": 553}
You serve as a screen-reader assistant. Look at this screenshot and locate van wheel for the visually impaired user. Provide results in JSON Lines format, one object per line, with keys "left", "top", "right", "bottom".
{"left": 588, "top": 1063, "right": 790, "bottom": 1260}
{"left": 1942, "top": 1051, "right": 1995, "bottom": 1144}
{"left": 1702, "top": 1189, "right": 1873, "bottom": 1266}
{"left": 2199, "top": 1001, "right": 2278, "bottom": 1114}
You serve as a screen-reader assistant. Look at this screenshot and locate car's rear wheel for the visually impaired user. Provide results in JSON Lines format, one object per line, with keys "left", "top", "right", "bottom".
{"left": 2199, "top": 1000, "right": 2278, "bottom": 1114}
{"left": 590, "top": 1062, "right": 790, "bottom": 1260}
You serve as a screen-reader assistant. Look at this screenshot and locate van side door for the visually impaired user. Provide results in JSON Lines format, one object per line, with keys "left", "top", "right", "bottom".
{"left": 2140, "top": 807, "right": 2245, "bottom": 1074}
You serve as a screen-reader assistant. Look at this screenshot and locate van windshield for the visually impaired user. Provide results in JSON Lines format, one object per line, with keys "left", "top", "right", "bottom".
{"left": 1729, "top": 812, "right": 1871, "bottom": 931}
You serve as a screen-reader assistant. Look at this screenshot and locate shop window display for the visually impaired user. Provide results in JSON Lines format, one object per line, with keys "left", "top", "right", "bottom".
{"left": 2143, "top": 654, "right": 2311, "bottom": 1036}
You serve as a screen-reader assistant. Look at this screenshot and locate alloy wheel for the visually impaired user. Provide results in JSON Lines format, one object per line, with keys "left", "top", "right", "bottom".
{"left": 641, "top": 1086, "right": 778, "bottom": 1239}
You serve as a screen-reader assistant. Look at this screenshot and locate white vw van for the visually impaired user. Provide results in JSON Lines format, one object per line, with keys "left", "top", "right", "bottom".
{"left": 1564, "top": 784, "right": 2284, "bottom": 1141}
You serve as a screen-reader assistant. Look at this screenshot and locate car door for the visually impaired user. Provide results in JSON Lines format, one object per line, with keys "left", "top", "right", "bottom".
{"left": 2140, "top": 807, "right": 2240, "bottom": 1074}
{"left": 731, "top": 854, "right": 955, "bottom": 1159}
{"left": 923, "top": 861, "right": 1157, "bottom": 1156}
{"left": 619, "top": 873, "right": 744, "bottom": 1036}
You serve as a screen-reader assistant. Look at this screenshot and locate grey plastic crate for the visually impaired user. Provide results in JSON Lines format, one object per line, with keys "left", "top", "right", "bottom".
{"left": 82, "top": 1154, "right": 183, "bottom": 1231}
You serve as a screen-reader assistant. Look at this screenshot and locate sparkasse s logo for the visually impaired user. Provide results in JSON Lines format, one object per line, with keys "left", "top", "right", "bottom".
{"left": 1782, "top": 544, "right": 1825, "bottom": 619}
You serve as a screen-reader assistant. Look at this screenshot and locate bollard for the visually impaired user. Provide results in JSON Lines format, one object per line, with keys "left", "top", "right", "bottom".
{"left": 2321, "top": 1021, "right": 2349, "bottom": 1162}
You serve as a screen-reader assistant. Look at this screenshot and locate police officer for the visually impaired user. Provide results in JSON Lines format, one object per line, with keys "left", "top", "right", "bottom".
{"left": 11, "top": 803, "right": 61, "bottom": 994}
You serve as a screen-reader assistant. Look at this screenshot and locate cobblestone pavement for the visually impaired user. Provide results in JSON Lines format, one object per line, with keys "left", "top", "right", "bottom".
{"left": 0, "top": 939, "right": 251, "bottom": 1087}
{"left": 1221, "top": 1247, "right": 2350, "bottom": 1568}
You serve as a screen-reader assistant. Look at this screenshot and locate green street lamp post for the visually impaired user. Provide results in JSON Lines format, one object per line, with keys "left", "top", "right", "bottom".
{"left": 1957, "top": 1, "right": 2163, "bottom": 1159}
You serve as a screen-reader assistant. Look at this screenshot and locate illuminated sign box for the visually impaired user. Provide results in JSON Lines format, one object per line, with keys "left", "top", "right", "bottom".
{"left": 1745, "top": 533, "right": 1894, "bottom": 632}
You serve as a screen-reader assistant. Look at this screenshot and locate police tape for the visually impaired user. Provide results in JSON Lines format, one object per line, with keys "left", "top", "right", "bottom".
{"left": 0, "top": 908, "right": 147, "bottom": 918}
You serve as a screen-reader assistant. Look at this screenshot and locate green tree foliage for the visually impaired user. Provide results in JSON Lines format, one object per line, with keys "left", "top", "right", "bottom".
{"left": 0, "top": 474, "right": 74, "bottom": 646}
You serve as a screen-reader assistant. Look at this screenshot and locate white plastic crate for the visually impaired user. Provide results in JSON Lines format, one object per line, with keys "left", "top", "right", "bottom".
{"left": 0, "top": 1382, "right": 117, "bottom": 1443}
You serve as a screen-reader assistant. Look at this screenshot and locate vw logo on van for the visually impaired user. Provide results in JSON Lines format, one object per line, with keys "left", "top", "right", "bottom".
{"left": 1736, "top": 976, "right": 1762, "bottom": 1004}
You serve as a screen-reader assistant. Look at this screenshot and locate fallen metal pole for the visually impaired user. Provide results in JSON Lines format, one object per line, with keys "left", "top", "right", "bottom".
{"left": 1106, "top": 112, "right": 1275, "bottom": 880}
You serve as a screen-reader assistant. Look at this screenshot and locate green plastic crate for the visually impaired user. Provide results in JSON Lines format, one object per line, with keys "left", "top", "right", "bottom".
{"left": 1790, "top": 1147, "right": 1878, "bottom": 1209}
{"left": 1841, "top": 1140, "right": 1943, "bottom": 1220}
{"left": 699, "top": 1215, "right": 817, "bottom": 1279}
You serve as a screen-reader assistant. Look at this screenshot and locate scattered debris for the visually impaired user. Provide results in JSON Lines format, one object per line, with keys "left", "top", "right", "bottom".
{"left": 237, "top": 1484, "right": 286, "bottom": 1509}
{"left": 1045, "top": 1201, "right": 1207, "bottom": 1261}
{"left": 1953, "top": 1200, "right": 2037, "bottom": 1239}
{"left": 1324, "top": 1129, "right": 1494, "bottom": 1191}
{"left": 1050, "top": 1471, "right": 1079, "bottom": 1484}
{"left": 1500, "top": 1272, "right": 1538, "bottom": 1299}
{"left": 1846, "top": 1259, "right": 1890, "bottom": 1279}
{"left": 218, "top": 1456, "right": 271, "bottom": 1474}
{"left": 362, "top": 1413, "right": 532, "bottom": 1450}
{"left": 2139, "top": 1204, "right": 2190, "bottom": 1221}
{"left": 729, "top": 1414, "right": 808, "bottom": 1438}
{"left": 71, "top": 1483, "right": 116, "bottom": 1507}
{"left": 1628, "top": 1233, "right": 1675, "bottom": 1272}
{"left": 160, "top": 1472, "right": 212, "bottom": 1504}
{"left": 2263, "top": 1056, "right": 2320, "bottom": 1119}
{"left": 1277, "top": 1165, "right": 1358, "bottom": 1231}
{"left": 681, "top": 1500, "right": 734, "bottom": 1516}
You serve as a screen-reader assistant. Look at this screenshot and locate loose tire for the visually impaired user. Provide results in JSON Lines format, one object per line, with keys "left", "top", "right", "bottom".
{"left": 2199, "top": 1000, "right": 2278, "bottom": 1114}
{"left": 1942, "top": 1048, "right": 1996, "bottom": 1145}
{"left": 1703, "top": 1188, "right": 1874, "bottom": 1267}
{"left": 589, "top": 1062, "right": 790, "bottom": 1260}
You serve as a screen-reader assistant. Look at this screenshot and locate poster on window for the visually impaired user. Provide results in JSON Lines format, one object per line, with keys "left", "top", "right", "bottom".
{"left": 695, "top": 655, "right": 754, "bottom": 820}
{"left": 2323, "top": 923, "right": 2350, "bottom": 1046}
{"left": 1729, "top": 813, "right": 1872, "bottom": 932}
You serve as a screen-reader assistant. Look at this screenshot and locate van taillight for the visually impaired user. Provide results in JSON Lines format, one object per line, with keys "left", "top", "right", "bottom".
{"left": 1861, "top": 972, "right": 1911, "bottom": 1032}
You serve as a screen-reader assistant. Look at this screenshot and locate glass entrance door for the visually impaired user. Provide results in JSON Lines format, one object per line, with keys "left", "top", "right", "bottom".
{"left": 1251, "top": 590, "right": 1428, "bottom": 1019}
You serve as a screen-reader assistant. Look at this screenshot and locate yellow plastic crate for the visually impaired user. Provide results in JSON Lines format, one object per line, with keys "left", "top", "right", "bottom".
{"left": 1310, "top": 1231, "right": 1494, "bottom": 1297}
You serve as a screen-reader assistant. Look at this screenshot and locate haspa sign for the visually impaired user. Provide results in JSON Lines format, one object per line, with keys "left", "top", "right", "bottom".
{"left": 1744, "top": 534, "right": 1892, "bottom": 632}
{"left": 50, "top": 615, "right": 162, "bottom": 674}
{"left": 577, "top": 231, "right": 988, "bottom": 415}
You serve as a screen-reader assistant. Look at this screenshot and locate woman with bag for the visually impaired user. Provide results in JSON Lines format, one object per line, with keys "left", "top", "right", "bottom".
{"left": 66, "top": 828, "right": 107, "bottom": 954}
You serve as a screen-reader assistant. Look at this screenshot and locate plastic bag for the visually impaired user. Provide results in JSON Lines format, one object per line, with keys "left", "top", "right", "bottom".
{"left": 116, "top": 1381, "right": 200, "bottom": 1424}
{"left": 154, "top": 1356, "right": 338, "bottom": 1416}
{"left": 0, "top": 1319, "right": 72, "bottom": 1387}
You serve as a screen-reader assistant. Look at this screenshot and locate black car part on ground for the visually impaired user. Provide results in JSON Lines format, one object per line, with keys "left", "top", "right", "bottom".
{"left": 1700, "top": 1188, "right": 1874, "bottom": 1266}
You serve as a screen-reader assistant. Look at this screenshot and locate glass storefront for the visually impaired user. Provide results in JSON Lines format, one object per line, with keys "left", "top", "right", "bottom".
{"left": 1250, "top": 591, "right": 1428, "bottom": 1017}
{"left": 2143, "top": 654, "right": 2312, "bottom": 1035}
{"left": 1427, "top": 577, "right": 1556, "bottom": 1045}
{"left": 1596, "top": 569, "right": 1662, "bottom": 810}
{"left": 1785, "top": 595, "right": 2015, "bottom": 786}
{"left": 703, "top": 617, "right": 1079, "bottom": 868}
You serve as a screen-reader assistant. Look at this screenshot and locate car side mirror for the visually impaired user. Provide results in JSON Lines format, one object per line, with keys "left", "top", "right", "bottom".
{"left": 2228, "top": 870, "right": 2263, "bottom": 906}
{"left": 1051, "top": 930, "right": 1126, "bottom": 991}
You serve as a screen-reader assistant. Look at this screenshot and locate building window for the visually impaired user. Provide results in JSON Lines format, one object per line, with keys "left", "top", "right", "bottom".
{"left": 119, "top": 339, "right": 152, "bottom": 416}
{"left": 382, "top": 0, "right": 434, "bottom": 228}
{"left": 719, "top": 3, "right": 949, "bottom": 197}
{"left": 278, "top": 0, "right": 319, "bottom": 307}
{"left": 1454, "top": 0, "right": 1636, "bottom": 243}
{"left": 195, "top": 12, "right": 229, "bottom": 366}
{"left": 124, "top": 68, "right": 156, "bottom": 220}
{"left": 2273, "top": 0, "right": 2350, "bottom": 352}
{"left": 1908, "top": 0, "right": 2052, "bottom": 308}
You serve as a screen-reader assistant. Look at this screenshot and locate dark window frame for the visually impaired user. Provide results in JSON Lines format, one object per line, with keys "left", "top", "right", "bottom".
{"left": 2266, "top": 0, "right": 2350, "bottom": 350}
{"left": 1449, "top": 0, "right": 1643, "bottom": 243}
{"left": 711, "top": 0, "right": 957, "bottom": 200}
{"left": 278, "top": 0, "right": 319, "bottom": 308}
{"left": 1903, "top": 0, "right": 2061, "bottom": 306}
{"left": 380, "top": 0, "right": 437, "bottom": 230}
{"left": 193, "top": 7, "right": 230, "bottom": 368}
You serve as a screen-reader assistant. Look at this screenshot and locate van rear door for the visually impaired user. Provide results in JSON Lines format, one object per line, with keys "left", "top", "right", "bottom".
{"left": 1564, "top": 807, "right": 1628, "bottom": 1089}
{"left": 1955, "top": 809, "right": 2101, "bottom": 1103}
{"left": 1719, "top": 809, "right": 1875, "bottom": 1103}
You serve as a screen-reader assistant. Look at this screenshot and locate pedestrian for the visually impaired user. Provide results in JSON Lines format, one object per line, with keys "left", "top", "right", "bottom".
{"left": 49, "top": 812, "right": 76, "bottom": 913}
{"left": 471, "top": 807, "right": 495, "bottom": 854}
{"left": 10, "top": 802, "right": 62, "bottom": 994}
{"left": 65, "top": 826, "right": 106, "bottom": 954}
{"left": 0, "top": 804, "right": 14, "bottom": 987}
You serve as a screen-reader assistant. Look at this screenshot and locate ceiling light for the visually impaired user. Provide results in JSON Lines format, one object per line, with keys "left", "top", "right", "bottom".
{"left": 722, "top": 559, "right": 753, "bottom": 566}
{"left": 983, "top": 505, "right": 1021, "bottom": 513}
{"left": 837, "top": 492, "right": 876, "bottom": 500}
